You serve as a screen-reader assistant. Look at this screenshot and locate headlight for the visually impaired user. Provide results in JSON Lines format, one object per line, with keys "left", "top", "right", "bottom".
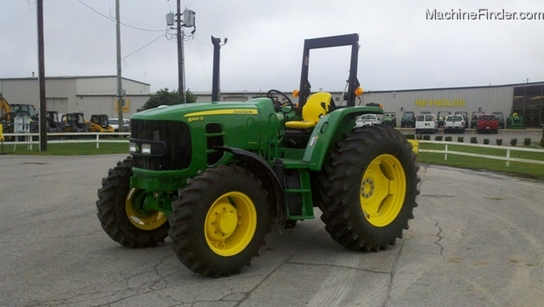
{"left": 141, "top": 143, "right": 152, "bottom": 155}
{"left": 129, "top": 139, "right": 167, "bottom": 157}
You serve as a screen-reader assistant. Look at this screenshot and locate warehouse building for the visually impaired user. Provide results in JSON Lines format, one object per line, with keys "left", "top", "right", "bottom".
{"left": 0, "top": 76, "right": 151, "bottom": 119}
{"left": 196, "top": 81, "right": 544, "bottom": 128}
{"left": 360, "top": 82, "right": 544, "bottom": 127}
{"left": 2, "top": 76, "right": 543, "bottom": 127}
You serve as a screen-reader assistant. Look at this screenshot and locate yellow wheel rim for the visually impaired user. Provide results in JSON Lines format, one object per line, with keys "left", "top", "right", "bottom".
{"left": 125, "top": 188, "right": 167, "bottom": 230}
{"left": 204, "top": 192, "right": 257, "bottom": 257}
{"left": 360, "top": 154, "right": 406, "bottom": 227}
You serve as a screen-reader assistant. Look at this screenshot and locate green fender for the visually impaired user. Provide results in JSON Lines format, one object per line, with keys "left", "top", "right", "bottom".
{"left": 302, "top": 106, "right": 383, "bottom": 171}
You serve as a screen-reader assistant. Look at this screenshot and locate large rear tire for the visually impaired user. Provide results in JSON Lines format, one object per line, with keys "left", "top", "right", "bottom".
{"left": 319, "top": 125, "right": 420, "bottom": 251}
{"left": 96, "top": 157, "right": 169, "bottom": 248}
{"left": 168, "top": 165, "right": 271, "bottom": 277}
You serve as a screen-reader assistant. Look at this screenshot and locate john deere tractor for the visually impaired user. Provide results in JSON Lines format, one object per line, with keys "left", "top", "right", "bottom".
{"left": 507, "top": 111, "right": 526, "bottom": 129}
{"left": 96, "top": 34, "right": 420, "bottom": 277}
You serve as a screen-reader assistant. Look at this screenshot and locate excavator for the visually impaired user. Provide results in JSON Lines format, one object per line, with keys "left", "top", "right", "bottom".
{"left": 0, "top": 93, "right": 12, "bottom": 121}
{"left": 1, "top": 93, "right": 39, "bottom": 134}
{"left": 0, "top": 94, "right": 10, "bottom": 139}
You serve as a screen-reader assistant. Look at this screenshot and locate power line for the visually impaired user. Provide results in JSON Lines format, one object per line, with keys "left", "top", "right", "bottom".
{"left": 26, "top": 0, "right": 36, "bottom": 11}
{"left": 195, "top": 37, "right": 211, "bottom": 47}
{"left": 78, "top": 0, "right": 164, "bottom": 32}
{"left": 121, "top": 34, "right": 165, "bottom": 72}
{"left": 123, "top": 34, "right": 164, "bottom": 59}
{"left": 195, "top": 35, "right": 211, "bottom": 89}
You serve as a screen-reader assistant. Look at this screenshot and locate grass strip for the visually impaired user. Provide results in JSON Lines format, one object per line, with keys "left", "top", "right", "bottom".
{"left": 418, "top": 143, "right": 544, "bottom": 181}
{"left": 2, "top": 142, "right": 129, "bottom": 155}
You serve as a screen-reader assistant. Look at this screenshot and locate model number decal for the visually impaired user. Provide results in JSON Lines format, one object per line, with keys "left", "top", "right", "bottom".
{"left": 185, "top": 109, "right": 258, "bottom": 117}
{"left": 188, "top": 116, "right": 204, "bottom": 122}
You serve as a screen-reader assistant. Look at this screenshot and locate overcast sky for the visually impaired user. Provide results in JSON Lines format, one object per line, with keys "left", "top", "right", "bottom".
{"left": 1, "top": 0, "right": 543, "bottom": 94}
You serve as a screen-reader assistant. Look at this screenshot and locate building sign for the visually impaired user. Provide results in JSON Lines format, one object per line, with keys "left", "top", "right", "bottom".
{"left": 415, "top": 99, "right": 466, "bottom": 107}
{"left": 115, "top": 98, "right": 130, "bottom": 113}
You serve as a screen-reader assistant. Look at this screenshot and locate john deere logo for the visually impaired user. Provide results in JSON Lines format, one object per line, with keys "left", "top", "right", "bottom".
{"left": 185, "top": 109, "right": 258, "bottom": 117}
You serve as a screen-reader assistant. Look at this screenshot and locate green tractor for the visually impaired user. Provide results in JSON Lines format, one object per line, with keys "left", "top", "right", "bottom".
{"left": 507, "top": 110, "right": 526, "bottom": 129}
{"left": 96, "top": 34, "right": 420, "bottom": 277}
{"left": 382, "top": 111, "right": 397, "bottom": 127}
{"left": 437, "top": 111, "right": 450, "bottom": 128}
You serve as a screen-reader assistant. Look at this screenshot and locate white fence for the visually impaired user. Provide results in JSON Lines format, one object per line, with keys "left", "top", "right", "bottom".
{"left": 3, "top": 133, "right": 543, "bottom": 168}
{"left": 1, "top": 132, "right": 130, "bottom": 150}
{"left": 418, "top": 140, "right": 544, "bottom": 167}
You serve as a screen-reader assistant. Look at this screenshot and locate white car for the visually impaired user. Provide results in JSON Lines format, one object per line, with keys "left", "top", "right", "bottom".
{"left": 443, "top": 115, "right": 465, "bottom": 133}
{"left": 415, "top": 113, "right": 438, "bottom": 134}
{"left": 109, "top": 118, "right": 130, "bottom": 132}
{"left": 355, "top": 114, "right": 382, "bottom": 127}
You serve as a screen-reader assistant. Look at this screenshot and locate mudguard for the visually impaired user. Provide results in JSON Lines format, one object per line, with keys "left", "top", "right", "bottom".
{"left": 302, "top": 106, "right": 383, "bottom": 170}
{"left": 215, "top": 146, "right": 286, "bottom": 231}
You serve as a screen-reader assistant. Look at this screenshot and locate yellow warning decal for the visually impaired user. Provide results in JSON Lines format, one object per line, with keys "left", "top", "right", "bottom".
{"left": 184, "top": 109, "right": 258, "bottom": 117}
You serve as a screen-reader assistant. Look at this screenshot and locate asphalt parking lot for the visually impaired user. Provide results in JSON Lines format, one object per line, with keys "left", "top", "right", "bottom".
{"left": 1, "top": 153, "right": 543, "bottom": 307}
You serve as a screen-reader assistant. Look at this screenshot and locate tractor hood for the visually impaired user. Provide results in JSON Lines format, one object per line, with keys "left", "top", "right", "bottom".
{"left": 131, "top": 99, "right": 270, "bottom": 122}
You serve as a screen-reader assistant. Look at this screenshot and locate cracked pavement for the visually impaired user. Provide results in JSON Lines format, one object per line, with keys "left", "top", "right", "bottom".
{"left": 1, "top": 155, "right": 543, "bottom": 307}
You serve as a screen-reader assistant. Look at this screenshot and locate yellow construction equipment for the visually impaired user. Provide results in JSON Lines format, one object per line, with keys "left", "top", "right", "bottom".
{"left": 89, "top": 114, "right": 114, "bottom": 133}
{"left": 62, "top": 113, "right": 89, "bottom": 132}
{"left": 0, "top": 93, "right": 11, "bottom": 122}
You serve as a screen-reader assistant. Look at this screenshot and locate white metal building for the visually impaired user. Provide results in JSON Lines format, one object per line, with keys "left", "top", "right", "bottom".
{"left": 0, "top": 76, "right": 151, "bottom": 119}
{"left": 196, "top": 81, "right": 544, "bottom": 127}
{"left": 2, "top": 76, "right": 543, "bottom": 127}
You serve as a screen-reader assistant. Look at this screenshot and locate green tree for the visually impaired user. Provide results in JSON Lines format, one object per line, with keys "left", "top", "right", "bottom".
{"left": 142, "top": 88, "right": 197, "bottom": 110}
{"left": 185, "top": 89, "right": 197, "bottom": 104}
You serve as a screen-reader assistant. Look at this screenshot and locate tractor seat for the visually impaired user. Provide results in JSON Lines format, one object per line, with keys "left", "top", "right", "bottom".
{"left": 285, "top": 92, "right": 334, "bottom": 129}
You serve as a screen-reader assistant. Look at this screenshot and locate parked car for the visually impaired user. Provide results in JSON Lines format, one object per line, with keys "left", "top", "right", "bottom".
{"left": 471, "top": 111, "right": 485, "bottom": 128}
{"left": 443, "top": 115, "right": 465, "bottom": 133}
{"left": 476, "top": 114, "right": 499, "bottom": 134}
{"left": 382, "top": 112, "right": 397, "bottom": 127}
{"left": 355, "top": 113, "right": 382, "bottom": 127}
{"left": 492, "top": 111, "right": 505, "bottom": 129}
{"left": 415, "top": 113, "right": 438, "bottom": 134}
{"left": 109, "top": 117, "right": 130, "bottom": 132}
{"left": 400, "top": 111, "right": 416, "bottom": 127}
{"left": 454, "top": 111, "right": 469, "bottom": 128}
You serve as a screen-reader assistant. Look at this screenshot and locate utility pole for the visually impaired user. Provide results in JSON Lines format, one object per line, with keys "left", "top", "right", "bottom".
{"left": 176, "top": 0, "right": 185, "bottom": 103}
{"left": 211, "top": 36, "right": 227, "bottom": 102}
{"left": 116, "top": 0, "right": 123, "bottom": 129}
{"left": 37, "top": 0, "right": 47, "bottom": 151}
{"left": 167, "top": 5, "right": 195, "bottom": 104}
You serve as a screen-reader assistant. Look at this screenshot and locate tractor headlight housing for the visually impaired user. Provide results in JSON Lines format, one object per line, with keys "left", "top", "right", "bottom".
{"left": 141, "top": 143, "right": 152, "bottom": 155}
{"left": 129, "top": 139, "right": 167, "bottom": 157}
{"left": 129, "top": 142, "right": 138, "bottom": 153}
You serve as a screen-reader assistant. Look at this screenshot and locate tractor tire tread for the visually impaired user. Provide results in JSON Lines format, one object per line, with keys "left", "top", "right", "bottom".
{"left": 318, "top": 125, "right": 419, "bottom": 252}
{"left": 96, "top": 156, "right": 169, "bottom": 248}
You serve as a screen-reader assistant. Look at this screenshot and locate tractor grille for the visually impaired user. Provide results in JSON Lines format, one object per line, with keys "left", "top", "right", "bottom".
{"left": 130, "top": 119, "right": 192, "bottom": 171}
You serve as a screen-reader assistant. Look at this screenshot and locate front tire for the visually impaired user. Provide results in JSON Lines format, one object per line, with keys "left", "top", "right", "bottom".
{"left": 168, "top": 165, "right": 271, "bottom": 277}
{"left": 96, "top": 157, "right": 169, "bottom": 248}
{"left": 318, "top": 125, "right": 420, "bottom": 251}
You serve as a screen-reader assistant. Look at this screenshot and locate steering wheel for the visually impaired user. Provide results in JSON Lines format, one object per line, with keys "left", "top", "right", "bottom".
{"left": 266, "top": 89, "right": 294, "bottom": 115}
